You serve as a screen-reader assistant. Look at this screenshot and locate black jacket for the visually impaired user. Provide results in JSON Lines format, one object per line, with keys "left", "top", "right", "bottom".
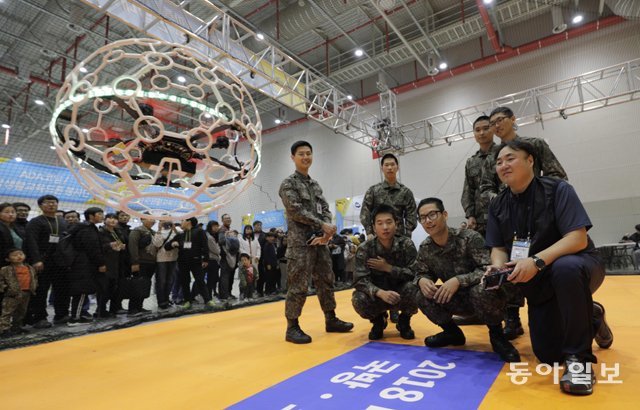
{"left": 69, "top": 222, "right": 106, "bottom": 295}
{"left": 176, "top": 227, "right": 209, "bottom": 262}
{"left": 0, "top": 223, "right": 23, "bottom": 266}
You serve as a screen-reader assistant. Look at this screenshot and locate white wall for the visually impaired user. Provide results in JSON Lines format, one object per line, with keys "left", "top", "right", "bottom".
{"left": 218, "top": 22, "right": 640, "bottom": 245}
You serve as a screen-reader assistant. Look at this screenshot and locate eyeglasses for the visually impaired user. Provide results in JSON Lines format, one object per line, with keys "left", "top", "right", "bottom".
{"left": 489, "top": 116, "right": 509, "bottom": 127}
{"left": 418, "top": 211, "right": 442, "bottom": 223}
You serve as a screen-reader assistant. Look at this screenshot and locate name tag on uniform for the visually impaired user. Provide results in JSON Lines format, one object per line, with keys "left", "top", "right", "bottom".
{"left": 511, "top": 238, "right": 531, "bottom": 260}
{"left": 184, "top": 241, "right": 192, "bottom": 249}
{"left": 49, "top": 235, "right": 60, "bottom": 244}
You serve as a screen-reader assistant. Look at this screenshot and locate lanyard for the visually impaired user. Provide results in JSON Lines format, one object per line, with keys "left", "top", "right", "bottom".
{"left": 45, "top": 216, "right": 59, "bottom": 235}
{"left": 110, "top": 230, "right": 121, "bottom": 243}
{"left": 509, "top": 179, "right": 537, "bottom": 240}
{"left": 185, "top": 230, "right": 191, "bottom": 242}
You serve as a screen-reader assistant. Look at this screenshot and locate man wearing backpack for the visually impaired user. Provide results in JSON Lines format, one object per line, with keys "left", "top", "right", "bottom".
{"left": 128, "top": 216, "right": 156, "bottom": 316}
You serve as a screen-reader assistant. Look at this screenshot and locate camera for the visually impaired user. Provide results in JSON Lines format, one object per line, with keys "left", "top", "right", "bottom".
{"left": 483, "top": 267, "right": 513, "bottom": 290}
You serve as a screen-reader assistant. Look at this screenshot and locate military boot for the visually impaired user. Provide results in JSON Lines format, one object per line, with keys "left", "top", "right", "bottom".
{"left": 369, "top": 314, "right": 387, "bottom": 340}
{"left": 396, "top": 313, "right": 415, "bottom": 340}
{"left": 286, "top": 319, "right": 312, "bottom": 344}
{"left": 489, "top": 325, "right": 521, "bottom": 362}
{"left": 504, "top": 306, "right": 524, "bottom": 340}
{"left": 325, "top": 311, "right": 354, "bottom": 333}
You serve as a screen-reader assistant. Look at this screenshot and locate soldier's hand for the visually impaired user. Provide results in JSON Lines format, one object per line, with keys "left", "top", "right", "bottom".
{"left": 418, "top": 278, "right": 437, "bottom": 299}
{"left": 466, "top": 217, "right": 477, "bottom": 230}
{"left": 321, "top": 223, "right": 337, "bottom": 236}
{"left": 376, "top": 289, "right": 401, "bottom": 305}
{"left": 434, "top": 277, "right": 460, "bottom": 304}
{"left": 366, "top": 257, "right": 392, "bottom": 273}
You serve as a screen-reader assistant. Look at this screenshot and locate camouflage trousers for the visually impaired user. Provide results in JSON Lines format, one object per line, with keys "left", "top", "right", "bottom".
{"left": 416, "top": 284, "right": 506, "bottom": 326}
{"left": 285, "top": 246, "right": 336, "bottom": 320}
{"left": 0, "top": 291, "right": 30, "bottom": 331}
{"left": 352, "top": 282, "right": 419, "bottom": 321}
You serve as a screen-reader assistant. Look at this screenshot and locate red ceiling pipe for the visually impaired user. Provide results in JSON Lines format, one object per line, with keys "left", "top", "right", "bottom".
{"left": 244, "top": 0, "right": 277, "bottom": 19}
{"left": 0, "top": 65, "right": 62, "bottom": 89}
{"left": 264, "top": 15, "right": 626, "bottom": 133}
{"left": 476, "top": 0, "right": 500, "bottom": 52}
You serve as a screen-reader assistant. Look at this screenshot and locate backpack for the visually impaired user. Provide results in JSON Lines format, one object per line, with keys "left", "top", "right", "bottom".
{"left": 55, "top": 232, "right": 78, "bottom": 268}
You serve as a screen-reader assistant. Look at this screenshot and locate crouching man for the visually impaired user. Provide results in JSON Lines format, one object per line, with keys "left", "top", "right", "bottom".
{"left": 352, "top": 205, "right": 418, "bottom": 340}
{"left": 412, "top": 197, "right": 519, "bottom": 363}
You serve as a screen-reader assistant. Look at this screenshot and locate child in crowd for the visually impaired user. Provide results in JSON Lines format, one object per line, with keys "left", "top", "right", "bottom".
{"left": 238, "top": 253, "right": 257, "bottom": 300}
{"left": 0, "top": 248, "right": 37, "bottom": 337}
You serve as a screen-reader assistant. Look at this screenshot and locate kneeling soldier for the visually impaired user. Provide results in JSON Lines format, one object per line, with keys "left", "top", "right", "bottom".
{"left": 352, "top": 205, "right": 418, "bottom": 340}
{"left": 412, "top": 197, "right": 519, "bottom": 362}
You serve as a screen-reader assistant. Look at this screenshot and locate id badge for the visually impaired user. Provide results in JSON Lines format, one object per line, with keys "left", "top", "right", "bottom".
{"left": 184, "top": 241, "right": 192, "bottom": 249}
{"left": 316, "top": 203, "right": 322, "bottom": 214}
{"left": 510, "top": 238, "right": 531, "bottom": 260}
{"left": 49, "top": 235, "right": 60, "bottom": 244}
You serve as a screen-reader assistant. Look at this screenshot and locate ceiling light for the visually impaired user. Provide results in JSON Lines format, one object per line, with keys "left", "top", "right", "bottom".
{"left": 483, "top": 0, "right": 493, "bottom": 4}
{"left": 572, "top": 14, "right": 584, "bottom": 24}
{"left": 439, "top": 62, "right": 448, "bottom": 70}
{"left": 177, "top": 75, "right": 186, "bottom": 83}
{"left": 204, "top": 113, "right": 212, "bottom": 119}
{"left": 275, "top": 119, "right": 282, "bottom": 124}
{"left": 256, "top": 33, "right": 265, "bottom": 41}
{"left": 79, "top": 66, "right": 88, "bottom": 73}
{"left": 14, "top": 156, "right": 23, "bottom": 162}
{"left": 347, "top": 95, "right": 353, "bottom": 100}
{"left": 50, "top": 146, "right": 56, "bottom": 150}
{"left": 82, "top": 128, "right": 89, "bottom": 133}
{"left": 354, "top": 48, "right": 364, "bottom": 57}
{"left": 35, "top": 99, "right": 45, "bottom": 105}
{"left": 1, "top": 124, "right": 10, "bottom": 129}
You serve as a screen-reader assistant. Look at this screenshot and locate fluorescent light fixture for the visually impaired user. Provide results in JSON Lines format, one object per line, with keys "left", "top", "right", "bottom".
{"left": 483, "top": 0, "right": 493, "bottom": 4}
{"left": 1, "top": 124, "right": 10, "bottom": 129}
{"left": 79, "top": 66, "right": 88, "bottom": 73}
{"left": 35, "top": 99, "right": 45, "bottom": 105}
{"left": 177, "top": 75, "right": 187, "bottom": 83}
{"left": 256, "top": 33, "right": 265, "bottom": 40}
{"left": 50, "top": 145, "right": 56, "bottom": 150}
{"left": 15, "top": 156, "right": 23, "bottom": 162}
{"left": 354, "top": 48, "right": 364, "bottom": 57}
{"left": 347, "top": 95, "right": 353, "bottom": 100}
{"left": 572, "top": 14, "right": 584, "bottom": 24}
{"left": 439, "top": 62, "right": 448, "bottom": 70}
{"left": 275, "top": 119, "right": 282, "bottom": 124}
{"left": 82, "top": 128, "right": 89, "bottom": 133}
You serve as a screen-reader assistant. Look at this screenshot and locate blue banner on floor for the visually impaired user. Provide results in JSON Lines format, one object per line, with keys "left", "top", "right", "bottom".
{"left": 229, "top": 342, "right": 504, "bottom": 409}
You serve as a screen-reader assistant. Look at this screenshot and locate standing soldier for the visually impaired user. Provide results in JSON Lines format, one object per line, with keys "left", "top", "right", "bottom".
{"left": 279, "top": 140, "right": 354, "bottom": 344}
{"left": 461, "top": 116, "right": 499, "bottom": 236}
{"left": 360, "top": 153, "right": 417, "bottom": 239}
{"left": 479, "top": 106, "right": 568, "bottom": 341}
{"left": 352, "top": 205, "right": 418, "bottom": 340}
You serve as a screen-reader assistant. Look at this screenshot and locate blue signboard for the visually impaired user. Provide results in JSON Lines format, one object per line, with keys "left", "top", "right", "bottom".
{"left": 230, "top": 342, "right": 504, "bottom": 409}
{"left": 256, "top": 209, "right": 286, "bottom": 230}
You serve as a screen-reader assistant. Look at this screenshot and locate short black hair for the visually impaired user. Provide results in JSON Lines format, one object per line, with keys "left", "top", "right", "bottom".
{"left": 4, "top": 247, "right": 23, "bottom": 259}
{"left": 63, "top": 210, "right": 80, "bottom": 217}
{"left": 380, "top": 153, "right": 398, "bottom": 167}
{"left": 12, "top": 202, "right": 31, "bottom": 211}
{"left": 104, "top": 213, "right": 118, "bottom": 220}
{"left": 371, "top": 204, "right": 397, "bottom": 224}
{"left": 186, "top": 217, "right": 198, "bottom": 227}
{"left": 253, "top": 220, "right": 262, "bottom": 226}
{"left": 116, "top": 210, "right": 129, "bottom": 217}
{"left": 417, "top": 197, "right": 445, "bottom": 213}
{"left": 84, "top": 207, "right": 103, "bottom": 220}
{"left": 37, "top": 195, "right": 58, "bottom": 205}
{"left": 489, "top": 106, "right": 514, "bottom": 119}
{"left": 473, "top": 115, "right": 490, "bottom": 127}
{"left": 0, "top": 202, "right": 14, "bottom": 213}
{"left": 239, "top": 253, "right": 250, "bottom": 260}
{"left": 291, "top": 140, "right": 312, "bottom": 155}
{"left": 265, "top": 231, "right": 276, "bottom": 238}
{"left": 635, "top": 224, "right": 640, "bottom": 231}
{"left": 495, "top": 140, "right": 537, "bottom": 165}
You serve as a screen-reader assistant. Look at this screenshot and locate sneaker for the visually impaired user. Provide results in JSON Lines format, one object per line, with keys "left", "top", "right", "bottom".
{"left": 127, "top": 310, "right": 143, "bottom": 318}
{"left": 181, "top": 301, "right": 192, "bottom": 309}
{"left": 286, "top": 325, "right": 312, "bottom": 344}
{"left": 424, "top": 329, "right": 466, "bottom": 348}
{"left": 139, "top": 308, "right": 151, "bottom": 314}
{"left": 369, "top": 315, "right": 388, "bottom": 340}
{"left": 593, "top": 301, "right": 613, "bottom": 349}
{"left": 115, "top": 309, "right": 128, "bottom": 315}
{"left": 206, "top": 300, "right": 217, "bottom": 307}
{"left": 32, "top": 319, "right": 53, "bottom": 329}
{"left": 325, "top": 317, "right": 354, "bottom": 333}
{"left": 559, "top": 355, "right": 595, "bottom": 395}
{"left": 67, "top": 317, "right": 91, "bottom": 327}
{"left": 53, "top": 315, "right": 70, "bottom": 325}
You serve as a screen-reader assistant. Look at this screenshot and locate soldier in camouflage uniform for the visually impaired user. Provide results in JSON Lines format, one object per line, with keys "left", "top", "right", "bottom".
{"left": 479, "top": 106, "right": 569, "bottom": 341}
{"left": 461, "top": 116, "right": 500, "bottom": 237}
{"left": 360, "top": 153, "right": 417, "bottom": 239}
{"left": 279, "top": 140, "right": 354, "bottom": 344}
{"left": 412, "top": 197, "right": 519, "bottom": 362}
{"left": 352, "top": 204, "right": 419, "bottom": 340}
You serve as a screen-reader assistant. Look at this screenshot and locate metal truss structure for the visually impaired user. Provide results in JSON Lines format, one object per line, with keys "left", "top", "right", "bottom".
{"left": 82, "top": 0, "right": 381, "bottom": 148}
{"left": 398, "top": 58, "right": 640, "bottom": 153}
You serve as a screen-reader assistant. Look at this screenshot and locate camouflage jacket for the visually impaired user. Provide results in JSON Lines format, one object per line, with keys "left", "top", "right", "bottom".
{"left": 480, "top": 135, "right": 568, "bottom": 205}
{"left": 279, "top": 171, "right": 332, "bottom": 248}
{"left": 461, "top": 142, "right": 500, "bottom": 223}
{"left": 412, "top": 227, "right": 489, "bottom": 288}
{"left": 360, "top": 180, "right": 417, "bottom": 237}
{"left": 353, "top": 235, "right": 417, "bottom": 299}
